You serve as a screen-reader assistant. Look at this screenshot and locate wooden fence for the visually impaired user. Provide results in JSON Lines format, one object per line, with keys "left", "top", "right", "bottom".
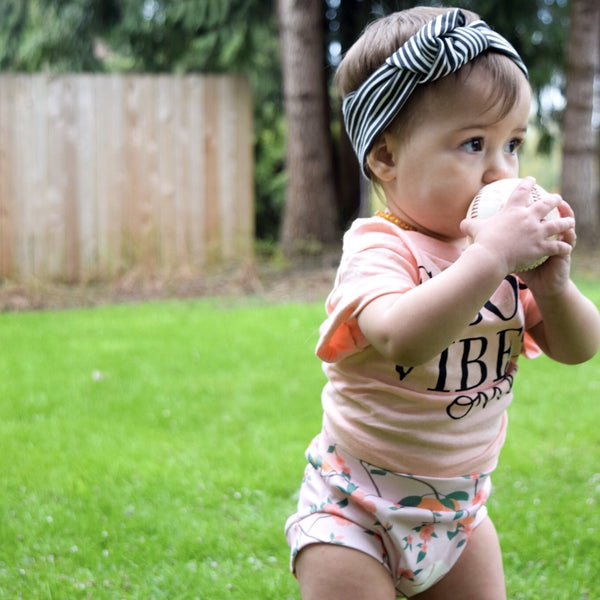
{"left": 0, "top": 74, "right": 254, "bottom": 283}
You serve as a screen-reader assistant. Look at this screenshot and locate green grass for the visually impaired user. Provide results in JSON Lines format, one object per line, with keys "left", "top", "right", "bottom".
{"left": 0, "top": 283, "right": 598, "bottom": 599}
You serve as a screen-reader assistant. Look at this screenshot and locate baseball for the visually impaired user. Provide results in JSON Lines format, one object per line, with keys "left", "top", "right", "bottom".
{"left": 466, "top": 178, "right": 561, "bottom": 271}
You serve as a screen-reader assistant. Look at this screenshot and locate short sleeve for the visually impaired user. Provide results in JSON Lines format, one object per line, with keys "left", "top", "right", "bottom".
{"left": 316, "top": 220, "right": 420, "bottom": 363}
{"left": 519, "top": 280, "right": 543, "bottom": 359}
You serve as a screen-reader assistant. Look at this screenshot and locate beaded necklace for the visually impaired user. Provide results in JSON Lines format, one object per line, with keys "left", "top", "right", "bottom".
{"left": 375, "top": 210, "right": 417, "bottom": 232}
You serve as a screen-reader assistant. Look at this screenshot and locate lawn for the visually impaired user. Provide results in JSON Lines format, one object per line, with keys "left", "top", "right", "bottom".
{"left": 0, "top": 280, "right": 598, "bottom": 599}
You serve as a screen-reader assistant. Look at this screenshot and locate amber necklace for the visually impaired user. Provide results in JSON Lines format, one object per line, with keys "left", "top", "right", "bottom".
{"left": 375, "top": 210, "right": 417, "bottom": 232}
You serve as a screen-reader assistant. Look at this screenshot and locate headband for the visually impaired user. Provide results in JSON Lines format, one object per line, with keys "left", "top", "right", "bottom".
{"left": 342, "top": 9, "right": 528, "bottom": 177}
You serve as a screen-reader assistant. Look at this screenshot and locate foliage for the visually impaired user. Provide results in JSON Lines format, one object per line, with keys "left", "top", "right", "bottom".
{"left": 0, "top": 0, "right": 272, "bottom": 73}
{"left": 0, "top": 0, "right": 108, "bottom": 71}
{"left": 99, "top": 0, "right": 270, "bottom": 73}
{"left": 0, "top": 288, "right": 598, "bottom": 598}
{"left": 255, "top": 106, "right": 287, "bottom": 242}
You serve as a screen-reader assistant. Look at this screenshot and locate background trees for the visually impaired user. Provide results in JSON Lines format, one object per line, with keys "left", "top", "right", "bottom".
{"left": 560, "top": 0, "right": 600, "bottom": 246}
{"left": 0, "top": 0, "right": 596, "bottom": 253}
{"left": 277, "top": 0, "right": 338, "bottom": 256}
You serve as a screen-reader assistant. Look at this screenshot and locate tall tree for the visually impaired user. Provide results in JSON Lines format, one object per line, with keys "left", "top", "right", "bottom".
{"left": 561, "top": 0, "right": 600, "bottom": 245}
{"left": 277, "top": 0, "right": 338, "bottom": 257}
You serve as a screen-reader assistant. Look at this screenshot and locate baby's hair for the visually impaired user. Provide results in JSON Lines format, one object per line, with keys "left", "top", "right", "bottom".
{"left": 335, "top": 7, "right": 477, "bottom": 97}
{"left": 336, "top": 6, "right": 529, "bottom": 176}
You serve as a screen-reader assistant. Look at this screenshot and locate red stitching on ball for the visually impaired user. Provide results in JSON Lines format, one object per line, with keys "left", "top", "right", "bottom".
{"left": 470, "top": 196, "right": 480, "bottom": 218}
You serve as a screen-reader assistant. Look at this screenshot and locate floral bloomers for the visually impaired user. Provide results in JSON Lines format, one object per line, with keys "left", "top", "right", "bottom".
{"left": 285, "top": 432, "right": 491, "bottom": 598}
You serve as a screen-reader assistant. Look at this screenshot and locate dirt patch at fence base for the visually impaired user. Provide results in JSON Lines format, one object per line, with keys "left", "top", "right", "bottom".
{"left": 1, "top": 247, "right": 599, "bottom": 312}
{"left": 0, "top": 258, "right": 340, "bottom": 312}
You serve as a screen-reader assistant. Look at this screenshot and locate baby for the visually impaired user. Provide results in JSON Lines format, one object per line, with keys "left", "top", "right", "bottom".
{"left": 285, "top": 6, "right": 600, "bottom": 600}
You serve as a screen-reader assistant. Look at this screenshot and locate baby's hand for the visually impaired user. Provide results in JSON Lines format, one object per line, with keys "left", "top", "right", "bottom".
{"left": 517, "top": 197, "right": 577, "bottom": 295}
{"left": 460, "top": 178, "right": 575, "bottom": 276}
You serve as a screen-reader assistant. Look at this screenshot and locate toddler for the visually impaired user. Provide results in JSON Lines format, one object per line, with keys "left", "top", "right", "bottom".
{"left": 285, "top": 6, "right": 600, "bottom": 600}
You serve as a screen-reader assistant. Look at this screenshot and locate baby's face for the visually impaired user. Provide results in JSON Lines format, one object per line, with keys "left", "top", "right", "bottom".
{"left": 381, "top": 66, "right": 531, "bottom": 243}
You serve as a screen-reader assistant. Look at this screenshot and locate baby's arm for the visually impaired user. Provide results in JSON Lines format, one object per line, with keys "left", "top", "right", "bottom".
{"left": 359, "top": 179, "right": 583, "bottom": 366}
{"left": 526, "top": 279, "right": 600, "bottom": 364}
{"left": 518, "top": 194, "right": 600, "bottom": 364}
{"left": 357, "top": 244, "right": 513, "bottom": 365}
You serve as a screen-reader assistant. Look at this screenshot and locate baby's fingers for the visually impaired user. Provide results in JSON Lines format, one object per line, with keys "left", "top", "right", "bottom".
{"left": 546, "top": 236, "right": 575, "bottom": 258}
{"left": 545, "top": 215, "right": 575, "bottom": 239}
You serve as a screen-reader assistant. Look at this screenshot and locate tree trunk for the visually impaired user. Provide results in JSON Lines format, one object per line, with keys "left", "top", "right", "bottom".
{"left": 561, "top": 0, "right": 600, "bottom": 245}
{"left": 277, "top": 0, "right": 339, "bottom": 257}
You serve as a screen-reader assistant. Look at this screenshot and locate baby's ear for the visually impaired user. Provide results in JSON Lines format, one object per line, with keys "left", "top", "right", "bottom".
{"left": 366, "top": 133, "right": 397, "bottom": 182}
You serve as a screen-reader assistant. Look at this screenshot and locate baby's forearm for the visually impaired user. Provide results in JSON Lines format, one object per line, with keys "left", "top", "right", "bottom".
{"left": 358, "top": 244, "right": 510, "bottom": 366}
{"left": 529, "top": 280, "right": 600, "bottom": 364}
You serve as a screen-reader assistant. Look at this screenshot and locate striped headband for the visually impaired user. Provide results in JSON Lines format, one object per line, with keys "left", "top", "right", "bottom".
{"left": 342, "top": 9, "right": 528, "bottom": 177}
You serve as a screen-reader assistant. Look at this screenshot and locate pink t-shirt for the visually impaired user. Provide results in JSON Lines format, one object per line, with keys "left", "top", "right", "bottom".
{"left": 316, "top": 216, "right": 542, "bottom": 478}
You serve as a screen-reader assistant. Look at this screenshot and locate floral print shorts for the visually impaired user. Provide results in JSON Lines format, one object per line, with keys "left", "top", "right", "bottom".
{"left": 285, "top": 432, "right": 492, "bottom": 598}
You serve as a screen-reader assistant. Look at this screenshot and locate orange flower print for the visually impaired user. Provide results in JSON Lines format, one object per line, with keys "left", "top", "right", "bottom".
{"left": 331, "top": 451, "right": 351, "bottom": 475}
{"left": 419, "top": 496, "right": 458, "bottom": 512}
{"left": 396, "top": 495, "right": 459, "bottom": 513}
{"left": 313, "top": 444, "right": 351, "bottom": 478}
{"left": 382, "top": 521, "right": 393, "bottom": 533}
{"left": 418, "top": 523, "right": 436, "bottom": 542}
{"left": 328, "top": 532, "right": 345, "bottom": 544}
{"left": 321, "top": 453, "right": 351, "bottom": 477}
{"left": 457, "top": 516, "right": 476, "bottom": 540}
{"left": 472, "top": 489, "right": 488, "bottom": 506}
{"left": 322, "top": 501, "right": 353, "bottom": 526}
{"left": 350, "top": 488, "right": 377, "bottom": 513}
{"left": 458, "top": 515, "right": 475, "bottom": 528}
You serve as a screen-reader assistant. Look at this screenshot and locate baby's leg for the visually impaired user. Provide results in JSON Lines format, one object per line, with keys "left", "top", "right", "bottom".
{"left": 296, "top": 543, "right": 396, "bottom": 600}
{"left": 413, "top": 516, "right": 506, "bottom": 600}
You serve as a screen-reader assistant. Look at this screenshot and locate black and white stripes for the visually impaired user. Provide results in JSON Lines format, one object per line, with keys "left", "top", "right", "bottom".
{"left": 342, "top": 9, "right": 528, "bottom": 177}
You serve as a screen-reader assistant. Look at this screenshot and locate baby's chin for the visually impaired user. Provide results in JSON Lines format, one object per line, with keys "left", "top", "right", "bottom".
{"left": 426, "top": 222, "right": 467, "bottom": 244}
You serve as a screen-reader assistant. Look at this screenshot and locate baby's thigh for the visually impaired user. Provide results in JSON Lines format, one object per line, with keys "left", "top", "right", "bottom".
{"left": 296, "top": 543, "right": 396, "bottom": 600}
{"left": 413, "top": 516, "right": 506, "bottom": 600}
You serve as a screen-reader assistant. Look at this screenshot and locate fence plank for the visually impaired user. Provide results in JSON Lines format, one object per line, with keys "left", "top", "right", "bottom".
{"left": 0, "top": 74, "right": 254, "bottom": 283}
{"left": 0, "top": 78, "right": 15, "bottom": 277}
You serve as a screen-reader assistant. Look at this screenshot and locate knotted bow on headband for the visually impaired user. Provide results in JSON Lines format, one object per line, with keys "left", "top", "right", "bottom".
{"left": 342, "top": 9, "right": 528, "bottom": 177}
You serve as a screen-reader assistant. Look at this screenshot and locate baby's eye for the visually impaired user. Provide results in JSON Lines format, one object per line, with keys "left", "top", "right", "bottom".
{"left": 505, "top": 138, "right": 524, "bottom": 154}
{"left": 461, "top": 138, "right": 483, "bottom": 153}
